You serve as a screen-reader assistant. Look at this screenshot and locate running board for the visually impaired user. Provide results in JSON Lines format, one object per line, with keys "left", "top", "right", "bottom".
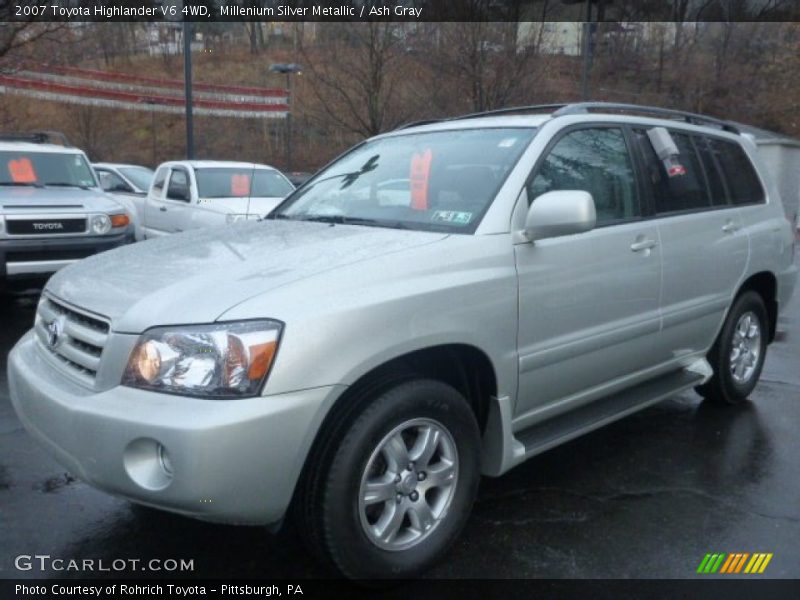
{"left": 515, "top": 368, "right": 705, "bottom": 459}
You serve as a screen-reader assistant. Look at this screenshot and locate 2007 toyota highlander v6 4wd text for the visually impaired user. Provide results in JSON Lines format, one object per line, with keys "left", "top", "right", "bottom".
{"left": 8, "top": 103, "right": 797, "bottom": 579}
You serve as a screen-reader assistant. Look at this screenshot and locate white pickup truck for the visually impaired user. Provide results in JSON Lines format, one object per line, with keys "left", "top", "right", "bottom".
{"left": 141, "top": 160, "right": 294, "bottom": 238}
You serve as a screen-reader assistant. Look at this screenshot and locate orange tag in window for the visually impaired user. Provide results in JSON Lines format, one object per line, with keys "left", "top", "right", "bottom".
{"left": 231, "top": 174, "right": 250, "bottom": 196}
{"left": 410, "top": 149, "right": 433, "bottom": 210}
{"left": 8, "top": 158, "right": 37, "bottom": 183}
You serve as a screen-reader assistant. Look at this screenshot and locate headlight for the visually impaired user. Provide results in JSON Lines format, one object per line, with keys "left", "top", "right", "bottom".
{"left": 122, "top": 320, "right": 282, "bottom": 398}
{"left": 91, "top": 214, "right": 112, "bottom": 234}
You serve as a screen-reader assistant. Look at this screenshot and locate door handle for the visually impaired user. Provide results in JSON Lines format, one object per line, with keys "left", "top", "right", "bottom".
{"left": 630, "top": 238, "right": 657, "bottom": 252}
{"left": 722, "top": 221, "right": 740, "bottom": 233}
{"left": 159, "top": 206, "right": 167, "bottom": 212}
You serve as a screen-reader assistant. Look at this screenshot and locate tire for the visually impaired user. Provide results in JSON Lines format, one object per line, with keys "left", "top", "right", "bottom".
{"left": 696, "top": 291, "right": 769, "bottom": 405}
{"left": 295, "top": 379, "right": 481, "bottom": 579}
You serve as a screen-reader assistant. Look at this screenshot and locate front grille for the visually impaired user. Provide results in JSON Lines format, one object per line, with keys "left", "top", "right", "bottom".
{"left": 6, "top": 218, "right": 86, "bottom": 235}
{"left": 34, "top": 295, "right": 110, "bottom": 386}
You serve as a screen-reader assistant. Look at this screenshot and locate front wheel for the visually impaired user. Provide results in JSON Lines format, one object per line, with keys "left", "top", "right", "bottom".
{"left": 298, "top": 379, "right": 481, "bottom": 579}
{"left": 696, "top": 291, "right": 769, "bottom": 405}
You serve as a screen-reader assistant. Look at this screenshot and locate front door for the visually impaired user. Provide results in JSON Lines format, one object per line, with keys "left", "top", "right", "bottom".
{"left": 514, "top": 126, "right": 663, "bottom": 419}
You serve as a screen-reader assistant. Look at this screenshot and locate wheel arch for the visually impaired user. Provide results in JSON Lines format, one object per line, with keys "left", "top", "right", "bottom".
{"left": 290, "top": 343, "right": 498, "bottom": 519}
{"left": 736, "top": 271, "right": 778, "bottom": 343}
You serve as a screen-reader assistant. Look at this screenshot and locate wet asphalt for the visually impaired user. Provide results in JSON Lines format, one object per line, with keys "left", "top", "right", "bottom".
{"left": 0, "top": 277, "right": 798, "bottom": 581}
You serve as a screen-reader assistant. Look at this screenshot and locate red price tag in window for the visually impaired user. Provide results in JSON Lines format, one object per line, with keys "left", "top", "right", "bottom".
{"left": 231, "top": 174, "right": 250, "bottom": 196}
{"left": 410, "top": 149, "right": 433, "bottom": 210}
{"left": 8, "top": 158, "right": 37, "bottom": 183}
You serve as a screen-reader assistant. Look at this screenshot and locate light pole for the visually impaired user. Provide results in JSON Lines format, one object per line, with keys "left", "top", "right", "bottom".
{"left": 144, "top": 99, "right": 157, "bottom": 166}
{"left": 183, "top": 19, "right": 195, "bottom": 159}
{"left": 269, "top": 63, "right": 302, "bottom": 172}
{"left": 580, "top": 0, "right": 593, "bottom": 100}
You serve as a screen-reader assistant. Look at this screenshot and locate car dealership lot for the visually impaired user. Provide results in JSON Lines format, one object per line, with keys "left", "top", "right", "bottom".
{"left": 1, "top": 275, "right": 799, "bottom": 581}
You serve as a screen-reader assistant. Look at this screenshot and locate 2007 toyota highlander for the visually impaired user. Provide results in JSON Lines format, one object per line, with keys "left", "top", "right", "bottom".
{"left": 8, "top": 103, "right": 797, "bottom": 579}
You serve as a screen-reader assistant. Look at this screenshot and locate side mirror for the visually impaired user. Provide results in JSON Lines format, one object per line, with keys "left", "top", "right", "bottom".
{"left": 524, "top": 190, "right": 596, "bottom": 241}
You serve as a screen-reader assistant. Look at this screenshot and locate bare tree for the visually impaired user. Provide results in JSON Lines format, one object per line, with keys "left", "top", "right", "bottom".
{"left": 299, "top": 22, "right": 410, "bottom": 137}
{"left": 0, "top": 22, "right": 66, "bottom": 61}
{"left": 427, "top": 22, "right": 547, "bottom": 113}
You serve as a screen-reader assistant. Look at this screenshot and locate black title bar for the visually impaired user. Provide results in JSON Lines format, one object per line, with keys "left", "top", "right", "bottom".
{"left": 3, "top": 0, "right": 800, "bottom": 23}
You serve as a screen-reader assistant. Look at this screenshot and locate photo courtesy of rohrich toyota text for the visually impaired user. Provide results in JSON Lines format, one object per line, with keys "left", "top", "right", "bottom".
{"left": 2, "top": 0, "right": 800, "bottom": 597}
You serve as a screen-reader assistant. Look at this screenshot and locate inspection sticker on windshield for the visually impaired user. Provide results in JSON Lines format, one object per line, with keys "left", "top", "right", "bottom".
{"left": 432, "top": 210, "right": 473, "bottom": 225}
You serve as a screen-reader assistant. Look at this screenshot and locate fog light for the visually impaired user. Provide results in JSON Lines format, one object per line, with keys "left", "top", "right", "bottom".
{"left": 123, "top": 438, "right": 173, "bottom": 490}
{"left": 157, "top": 444, "right": 173, "bottom": 476}
{"left": 91, "top": 214, "right": 111, "bottom": 234}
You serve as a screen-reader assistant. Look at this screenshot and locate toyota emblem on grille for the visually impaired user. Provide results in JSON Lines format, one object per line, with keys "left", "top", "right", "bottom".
{"left": 46, "top": 316, "right": 66, "bottom": 349}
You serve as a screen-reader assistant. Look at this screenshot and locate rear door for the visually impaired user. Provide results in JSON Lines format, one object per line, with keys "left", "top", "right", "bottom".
{"left": 633, "top": 128, "right": 748, "bottom": 363}
{"left": 514, "top": 125, "right": 663, "bottom": 418}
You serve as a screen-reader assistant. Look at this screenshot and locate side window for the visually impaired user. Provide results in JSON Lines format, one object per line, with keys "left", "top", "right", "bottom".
{"left": 166, "top": 169, "right": 190, "bottom": 202}
{"left": 693, "top": 136, "right": 729, "bottom": 207}
{"left": 529, "top": 127, "right": 639, "bottom": 225}
{"left": 152, "top": 167, "right": 168, "bottom": 195}
{"left": 708, "top": 139, "right": 765, "bottom": 205}
{"left": 633, "top": 128, "right": 709, "bottom": 213}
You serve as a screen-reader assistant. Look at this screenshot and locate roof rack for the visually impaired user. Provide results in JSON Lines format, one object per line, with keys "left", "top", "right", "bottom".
{"left": 552, "top": 102, "right": 741, "bottom": 134}
{"left": 0, "top": 131, "right": 73, "bottom": 146}
{"left": 456, "top": 104, "right": 571, "bottom": 121}
{"left": 395, "top": 119, "right": 444, "bottom": 131}
{"left": 393, "top": 102, "right": 741, "bottom": 135}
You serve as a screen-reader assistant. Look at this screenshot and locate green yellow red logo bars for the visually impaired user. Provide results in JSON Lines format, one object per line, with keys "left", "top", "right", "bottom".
{"left": 696, "top": 553, "right": 773, "bottom": 574}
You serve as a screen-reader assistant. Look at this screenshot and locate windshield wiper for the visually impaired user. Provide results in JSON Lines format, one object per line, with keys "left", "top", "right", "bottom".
{"left": 45, "top": 182, "right": 90, "bottom": 190}
{"left": 292, "top": 215, "right": 411, "bottom": 229}
{"left": 0, "top": 181, "right": 44, "bottom": 187}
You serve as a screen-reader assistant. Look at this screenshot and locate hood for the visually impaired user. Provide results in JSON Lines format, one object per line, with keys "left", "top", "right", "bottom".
{"left": 0, "top": 186, "right": 125, "bottom": 213}
{"left": 46, "top": 220, "right": 448, "bottom": 333}
{"left": 200, "top": 196, "right": 284, "bottom": 217}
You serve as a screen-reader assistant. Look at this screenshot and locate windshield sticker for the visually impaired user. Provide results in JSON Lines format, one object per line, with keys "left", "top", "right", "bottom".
{"left": 231, "top": 174, "right": 251, "bottom": 196}
{"left": 8, "top": 158, "right": 37, "bottom": 183}
{"left": 498, "top": 137, "right": 518, "bottom": 148}
{"left": 410, "top": 148, "right": 433, "bottom": 210}
{"left": 432, "top": 210, "right": 473, "bottom": 225}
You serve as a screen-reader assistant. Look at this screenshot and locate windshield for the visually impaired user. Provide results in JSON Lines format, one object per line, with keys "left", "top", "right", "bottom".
{"left": 0, "top": 151, "right": 97, "bottom": 188}
{"left": 119, "top": 166, "right": 154, "bottom": 191}
{"left": 194, "top": 168, "right": 294, "bottom": 199}
{"left": 272, "top": 128, "right": 536, "bottom": 233}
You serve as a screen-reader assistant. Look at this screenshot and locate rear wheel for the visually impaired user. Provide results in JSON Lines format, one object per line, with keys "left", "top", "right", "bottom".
{"left": 696, "top": 291, "right": 768, "bottom": 405}
{"left": 296, "top": 379, "right": 481, "bottom": 579}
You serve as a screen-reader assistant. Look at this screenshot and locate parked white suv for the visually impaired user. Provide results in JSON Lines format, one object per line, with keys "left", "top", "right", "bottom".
{"left": 8, "top": 104, "right": 797, "bottom": 579}
{"left": 142, "top": 160, "right": 294, "bottom": 237}
{"left": 1, "top": 134, "right": 134, "bottom": 288}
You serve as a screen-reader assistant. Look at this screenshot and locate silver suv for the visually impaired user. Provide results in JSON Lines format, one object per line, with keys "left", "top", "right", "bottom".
{"left": 1, "top": 134, "right": 134, "bottom": 287}
{"left": 8, "top": 104, "right": 797, "bottom": 578}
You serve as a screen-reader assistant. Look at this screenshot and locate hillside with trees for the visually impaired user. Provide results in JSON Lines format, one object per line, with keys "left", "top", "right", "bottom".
{"left": 1, "top": 20, "right": 798, "bottom": 170}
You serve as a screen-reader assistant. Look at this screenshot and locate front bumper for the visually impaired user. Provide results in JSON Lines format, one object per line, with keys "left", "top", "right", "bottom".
{"left": 8, "top": 330, "right": 341, "bottom": 525}
{"left": 0, "top": 232, "right": 131, "bottom": 280}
